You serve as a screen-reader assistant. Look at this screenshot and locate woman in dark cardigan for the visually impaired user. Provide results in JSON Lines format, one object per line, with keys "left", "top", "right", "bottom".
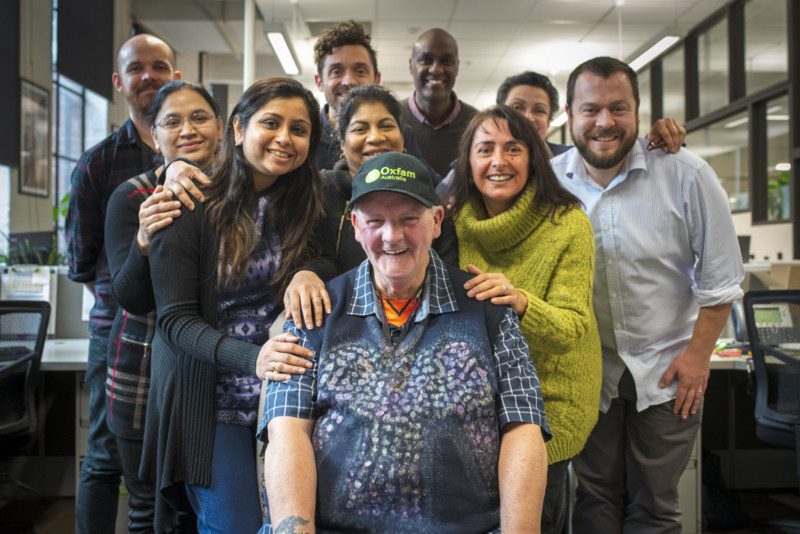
{"left": 280, "top": 85, "right": 457, "bottom": 334}
{"left": 142, "top": 78, "right": 323, "bottom": 533}
{"left": 105, "top": 80, "right": 222, "bottom": 532}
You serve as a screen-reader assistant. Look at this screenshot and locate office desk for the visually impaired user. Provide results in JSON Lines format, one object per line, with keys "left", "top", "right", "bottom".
{"left": 39, "top": 338, "right": 89, "bottom": 498}
{"left": 41, "top": 338, "right": 88, "bottom": 371}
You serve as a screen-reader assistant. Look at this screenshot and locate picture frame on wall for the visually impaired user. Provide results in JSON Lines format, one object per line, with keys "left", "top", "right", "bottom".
{"left": 19, "top": 79, "right": 50, "bottom": 197}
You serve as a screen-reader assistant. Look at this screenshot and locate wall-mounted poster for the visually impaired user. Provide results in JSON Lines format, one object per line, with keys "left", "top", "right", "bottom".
{"left": 19, "top": 80, "right": 50, "bottom": 197}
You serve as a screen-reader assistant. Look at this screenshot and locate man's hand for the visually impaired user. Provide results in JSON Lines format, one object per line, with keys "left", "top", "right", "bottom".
{"left": 164, "top": 160, "right": 211, "bottom": 210}
{"left": 136, "top": 185, "right": 182, "bottom": 255}
{"left": 659, "top": 302, "right": 731, "bottom": 419}
{"left": 255, "top": 332, "right": 315, "bottom": 381}
{"left": 284, "top": 271, "right": 331, "bottom": 330}
{"left": 659, "top": 347, "right": 709, "bottom": 419}
{"left": 464, "top": 264, "right": 528, "bottom": 316}
{"left": 647, "top": 117, "right": 686, "bottom": 154}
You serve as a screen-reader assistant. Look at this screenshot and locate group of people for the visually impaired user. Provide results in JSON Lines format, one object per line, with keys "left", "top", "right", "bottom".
{"left": 66, "top": 19, "right": 744, "bottom": 534}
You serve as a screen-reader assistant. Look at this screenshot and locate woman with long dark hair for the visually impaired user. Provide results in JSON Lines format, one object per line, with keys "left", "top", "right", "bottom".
{"left": 446, "top": 105, "right": 601, "bottom": 534}
{"left": 142, "top": 77, "right": 323, "bottom": 532}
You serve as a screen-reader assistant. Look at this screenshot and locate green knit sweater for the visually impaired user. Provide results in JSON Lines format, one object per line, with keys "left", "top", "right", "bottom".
{"left": 455, "top": 186, "right": 602, "bottom": 463}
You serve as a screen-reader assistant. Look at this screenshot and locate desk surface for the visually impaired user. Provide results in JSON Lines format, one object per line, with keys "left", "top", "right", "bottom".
{"left": 710, "top": 354, "right": 750, "bottom": 371}
{"left": 41, "top": 338, "right": 89, "bottom": 371}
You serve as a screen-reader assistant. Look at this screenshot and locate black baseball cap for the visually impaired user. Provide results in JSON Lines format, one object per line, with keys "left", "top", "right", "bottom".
{"left": 349, "top": 152, "right": 439, "bottom": 208}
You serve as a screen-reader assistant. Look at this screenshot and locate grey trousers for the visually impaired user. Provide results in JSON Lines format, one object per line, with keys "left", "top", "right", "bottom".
{"left": 572, "top": 369, "right": 701, "bottom": 534}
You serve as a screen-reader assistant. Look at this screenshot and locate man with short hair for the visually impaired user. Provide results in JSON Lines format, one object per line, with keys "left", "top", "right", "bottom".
{"left": 260, "top": 151, "right": 550, "bottom": 533}
{"left": 550, "top": 56, "right": 743, "bottom": 532}
{"left": 65, "top": 33, "right": 180, "bottom": 534}
{"left": 401, "top": 28, "right": 477, "bottom": 176}
{"left": 313, "top": 20, "right": 427, "bottom": 172}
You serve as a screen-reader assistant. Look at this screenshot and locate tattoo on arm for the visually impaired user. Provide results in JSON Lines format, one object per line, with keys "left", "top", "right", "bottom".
{"left": 274, "top": 515, "right": 310, "bottom": 533}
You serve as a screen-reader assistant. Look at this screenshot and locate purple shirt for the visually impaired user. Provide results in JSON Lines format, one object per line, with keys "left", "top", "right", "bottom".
{"left": 216, "top": 192, "right": 282, "bottom": 426}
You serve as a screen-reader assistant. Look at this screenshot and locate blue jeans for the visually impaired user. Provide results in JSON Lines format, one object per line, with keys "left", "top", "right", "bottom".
{"left": 76, "top": 334, "right": 123, "bottom": 534}
{"left": 184, "top": 422, "right": 262, "bottom": 533}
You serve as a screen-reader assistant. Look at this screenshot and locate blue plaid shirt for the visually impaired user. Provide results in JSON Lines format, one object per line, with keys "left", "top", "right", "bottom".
{"left": 261, "top": 251, "right": 549, "bottom": 532}
{"left": 66, "top": 119, "right": 158, "bottom": 336}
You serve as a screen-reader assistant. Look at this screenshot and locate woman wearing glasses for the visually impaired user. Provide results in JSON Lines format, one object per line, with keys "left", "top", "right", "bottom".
{"left": 104, "top": 79, "right": 223, "bottom": 532}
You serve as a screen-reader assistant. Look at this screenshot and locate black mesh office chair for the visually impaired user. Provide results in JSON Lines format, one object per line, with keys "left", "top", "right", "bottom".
{"left": 0, "top": 300, "right": 51, "bottom": 496}
{"left": 743, "top": 290, "right": 800, "bottom": 530}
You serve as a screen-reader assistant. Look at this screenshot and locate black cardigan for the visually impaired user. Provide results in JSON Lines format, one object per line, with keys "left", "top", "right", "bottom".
{"left": 142, "top": 197, "right": 261, "bottom": 530}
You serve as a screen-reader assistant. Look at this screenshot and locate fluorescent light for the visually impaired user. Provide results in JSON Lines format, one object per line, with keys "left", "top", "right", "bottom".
{"left": 629, "top": 36, "right": 680, "bottom": 71}
{"left": 724, "top": 116, "right": 749, "bottom": 129}
{"left": 263, "top": 23, "right": 300, "bottom": 76}
{"left": 776, "top": 163, "right": 792, "bottom": 172}
{"left": 768, "top": 114, "right": 790, "bottom": 121}
{"left": 551, "top": 112, "right": 568, "bottom": 128}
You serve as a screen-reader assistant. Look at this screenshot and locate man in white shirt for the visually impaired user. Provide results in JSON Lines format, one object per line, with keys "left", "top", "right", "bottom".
{"left": 550, "top": 56, "right": 744, "bottom": 533}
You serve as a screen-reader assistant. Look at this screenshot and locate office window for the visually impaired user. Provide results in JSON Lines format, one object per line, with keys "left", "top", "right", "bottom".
{"left": 662, "top": 46, "right": 684, "bottom": 123}
{"left": 638, "top": 67, "right": 651, "bottom": 134}
{"left": 686, "top": 110, "right": 749, "bottom": 212}
{"left": 0, "top": 165, "right": 9, "bottom": 257}
{"left": 766, "top": 94, "right": 790, "bottom": 221}
{"left": 52, "top": 74, "right": 108, "bottom": 235}
{"left": 745, "top": 0, "right": 788, "bottom": 95}
{"left": 698, "top": 18, "right": 729, "bottom": 116}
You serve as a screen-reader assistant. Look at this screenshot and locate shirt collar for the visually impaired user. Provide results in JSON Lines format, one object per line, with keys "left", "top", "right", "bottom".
{"left": 119, "top": 118, "right": 157, "bottom": 161}
{"left": 347, "top": 249, "right": 459, "bottom": 319}
{"left": 563, "top": 137, "right": 648, "bottom": 190}
{"left": 407, "top": 91, "right": 462, "bottom": 129}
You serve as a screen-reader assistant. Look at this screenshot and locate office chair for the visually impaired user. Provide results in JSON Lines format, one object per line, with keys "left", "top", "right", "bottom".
{"left": 0, "top": 300, "right": 51, "bottom": 497}
{"left": 743, "top": 290, "right": 800, "bottom": 530}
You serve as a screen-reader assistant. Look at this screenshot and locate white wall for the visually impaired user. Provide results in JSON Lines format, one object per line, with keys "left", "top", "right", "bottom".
{"left": 732, "top": 212, "right": 792, "bottom": 261}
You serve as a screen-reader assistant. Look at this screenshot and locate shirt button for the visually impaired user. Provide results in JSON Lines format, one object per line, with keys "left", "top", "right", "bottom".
{"left": 607, "top": 259, "right": 613, "bottom": 266}
{"left": 603, "top": 224, "right": 610, "bottom": 231}
{"left": 610, "top": 291, "right": 616, "bottom": 298}
{"left": 615, "top": 323, "right": 621, "bottom": 329}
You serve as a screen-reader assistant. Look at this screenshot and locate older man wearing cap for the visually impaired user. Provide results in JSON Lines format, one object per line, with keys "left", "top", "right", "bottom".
{"left": 259, "top": 152, "right": 550, "bottom": 533}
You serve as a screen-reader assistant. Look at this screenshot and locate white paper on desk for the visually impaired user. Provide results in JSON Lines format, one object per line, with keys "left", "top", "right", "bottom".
{"left": 81, "top": 285, "right": 95, "bottom": 322}
{"left": 0, "top": 265, "right": 58, "bottom": 336}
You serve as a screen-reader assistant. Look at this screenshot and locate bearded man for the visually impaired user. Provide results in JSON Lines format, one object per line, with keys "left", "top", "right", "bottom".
{"left": 550, "top": 56, "right": 743, "bottom": 533}
{"left": 65, "top": 33, "right": 180, "bottom": 534}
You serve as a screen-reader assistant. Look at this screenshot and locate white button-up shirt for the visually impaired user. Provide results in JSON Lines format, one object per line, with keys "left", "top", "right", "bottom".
{"left": 551, "top": 139, "right": 744, "bottom": 412}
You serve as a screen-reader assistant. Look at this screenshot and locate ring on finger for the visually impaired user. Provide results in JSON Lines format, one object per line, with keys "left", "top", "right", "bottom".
{"left": 503, "top": 284, "right": 510, "bottom": 295}
{"left": 271, "top": 362, "right": 277, "bottom": 372}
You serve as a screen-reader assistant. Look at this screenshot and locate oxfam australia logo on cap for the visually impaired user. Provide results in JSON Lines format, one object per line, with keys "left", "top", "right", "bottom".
{"left": 365, "top": 166, "right": 416, "bottom": 184}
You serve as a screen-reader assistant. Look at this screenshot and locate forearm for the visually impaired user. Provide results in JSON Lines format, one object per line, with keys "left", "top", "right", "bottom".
{"left": 686, "top": 303, "right": 732, "bottom": 358}
{"left": 110, "top": 239, "right": 155, "bottom": 314}
{"left": 499, "top": 423, "right": 547, "bottom": 533}
{"left": 266, "top": 418, "right": 316, "bottom": 533}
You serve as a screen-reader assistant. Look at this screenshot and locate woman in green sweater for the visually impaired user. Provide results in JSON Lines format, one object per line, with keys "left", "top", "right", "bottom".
{"left": 444, "top": 105, "right": 601, "bottom": 534}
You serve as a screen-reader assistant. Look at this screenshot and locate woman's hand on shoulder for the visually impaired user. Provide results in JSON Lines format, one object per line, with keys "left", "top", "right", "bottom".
{"left": 164, "top": 160, "right": 212, "bottom": 210}
{"left": 463, "top": 264, "right": 528, "bottom": 317}
{"left": 136, "top": 185, "right": 182, "bottom": 255}
{"left": 256, "top": 332, "right": 315, "bottom": 382}
{"left": 283, "top": 270, "right": 331, "bottom": 330}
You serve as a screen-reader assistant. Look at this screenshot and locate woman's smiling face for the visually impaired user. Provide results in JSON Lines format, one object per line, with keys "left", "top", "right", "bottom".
{"left": 342, "top": 101, "right": 405, "bottom": 176}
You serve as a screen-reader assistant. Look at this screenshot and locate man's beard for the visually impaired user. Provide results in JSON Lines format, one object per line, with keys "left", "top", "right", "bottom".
{"left": 571, "top": 125, "right": 638, "bottom": 170}
{"left": 129, "top": 81, "right": 163, "bottom": 117}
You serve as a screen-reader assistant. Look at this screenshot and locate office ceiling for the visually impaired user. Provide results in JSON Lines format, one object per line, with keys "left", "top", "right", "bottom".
{"left": 133, "top": 0, "right": 736, "bottom": 108}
